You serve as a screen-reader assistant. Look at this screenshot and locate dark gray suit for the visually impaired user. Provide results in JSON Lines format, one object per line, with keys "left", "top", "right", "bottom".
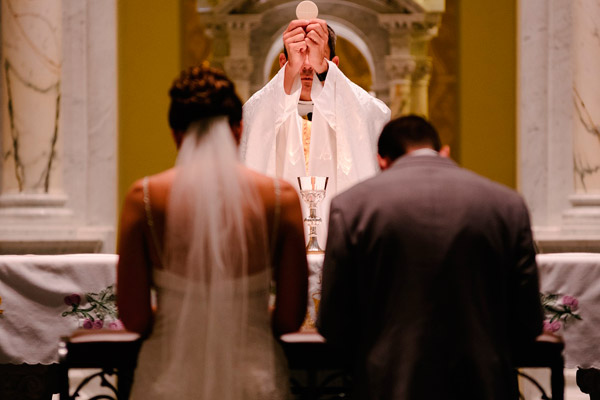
{"left": 317, "top": 154, "right": 543, "bottom": 400}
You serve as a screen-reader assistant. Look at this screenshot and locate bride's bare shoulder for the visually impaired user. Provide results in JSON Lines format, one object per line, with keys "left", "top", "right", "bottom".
{"left": 122, "top": 168, "right": 176, "bottom": 216}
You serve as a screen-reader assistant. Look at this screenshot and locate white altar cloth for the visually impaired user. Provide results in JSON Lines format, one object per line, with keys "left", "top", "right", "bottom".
{"left": 0, "top": 254, "right": 117, "bottom": 364}
{"left": 1, "top": 251, "right": 597, "bottom": 370}
{"left": 536, "top": 252, "right": 600, "bottom": 369}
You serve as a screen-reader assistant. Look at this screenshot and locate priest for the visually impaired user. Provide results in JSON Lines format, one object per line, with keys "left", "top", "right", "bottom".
{"left": 240, "top": 18, "right": 391, "bottom": 241}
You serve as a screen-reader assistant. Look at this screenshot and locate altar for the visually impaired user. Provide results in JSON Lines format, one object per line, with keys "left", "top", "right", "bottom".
{"left": 0, "top": 252, "right": 599, "bottom": 399}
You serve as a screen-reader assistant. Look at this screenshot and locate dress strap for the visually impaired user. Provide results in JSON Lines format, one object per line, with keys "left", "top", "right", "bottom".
{"left": 142, "top": 176, "right": 163, "bottom": 264}
{"left": 270, "top": 178, "right": 281, "bottom": 259}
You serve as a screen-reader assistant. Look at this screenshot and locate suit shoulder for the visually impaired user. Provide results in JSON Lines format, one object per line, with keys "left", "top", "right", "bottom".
{"left": 457, "top": 168, "right": 529, "bottom": 209}
{"left": 330, "top": 174, "right": 380, "bottom": 211}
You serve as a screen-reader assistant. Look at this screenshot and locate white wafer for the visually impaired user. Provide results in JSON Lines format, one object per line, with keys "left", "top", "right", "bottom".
{"left": 296, "top": 0, "right": 318, "bottom": 20}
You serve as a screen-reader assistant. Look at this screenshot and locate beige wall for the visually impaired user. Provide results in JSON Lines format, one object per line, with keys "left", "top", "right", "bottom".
{"left": 118, "top": 1, "right": 181, "bottom": 208}
{"left": 117, "top": 1, "right": 517, "bottom": 209}
{"left": 458, "top": 1, "right": 516, "bottom": 188}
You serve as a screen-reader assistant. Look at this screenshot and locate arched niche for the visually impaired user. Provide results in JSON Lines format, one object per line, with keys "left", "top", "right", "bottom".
{"left": 196, "top": 0, "right": 444, "bottom": 114}
{"left": 239, "top": 1, "right": 390, "bottom": 101}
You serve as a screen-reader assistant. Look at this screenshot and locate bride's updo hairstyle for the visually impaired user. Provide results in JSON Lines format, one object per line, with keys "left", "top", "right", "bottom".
{"left": 168, "top": 64, "right": 242, "bottom": 133}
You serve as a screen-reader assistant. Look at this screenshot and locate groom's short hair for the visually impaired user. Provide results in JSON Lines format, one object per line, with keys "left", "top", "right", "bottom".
{"left": 378, "top": 115, "right": 441, "bottom": 161}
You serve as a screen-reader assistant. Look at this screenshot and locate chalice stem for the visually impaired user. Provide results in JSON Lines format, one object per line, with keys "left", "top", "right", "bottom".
{"left": 297, "top": 176, "right": 328, "bottom": 254}
{"left": 306, "top": 207, "right": 323, "bottom": 253}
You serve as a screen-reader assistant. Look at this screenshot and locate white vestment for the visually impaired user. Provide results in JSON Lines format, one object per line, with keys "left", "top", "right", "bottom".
{"left": 241, "top": 60, "right": 390, "bottom": 245}
{"left": 242, "top": 60, "right": 390, "bottom": 195}
{"left": 240, "top": 61, "right": 390, "bottom": 200}
{"left": 241, "top": 61, "right": 390, "bottom": 324}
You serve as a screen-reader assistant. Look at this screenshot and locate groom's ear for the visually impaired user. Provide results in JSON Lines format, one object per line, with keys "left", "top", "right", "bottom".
{"left": 439, "top": 145, "right": 451, "bottom": 158}
{"left": 377, "top": 154, "right": 391, "bottom": 171}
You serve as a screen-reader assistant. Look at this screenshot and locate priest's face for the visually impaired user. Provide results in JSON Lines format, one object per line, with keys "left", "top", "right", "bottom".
{"left": 298, "top": 47, "right": 331, "bottom": 101}
{"left": 299, "top": 59, "right": 315, "bottom": 101}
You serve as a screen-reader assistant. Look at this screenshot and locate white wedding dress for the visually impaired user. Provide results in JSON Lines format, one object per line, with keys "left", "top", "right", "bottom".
{"left": 129, "top": 268, "right": 290, "bottom": 399}
{"left": 129, "top": 118, "right": 290, "bottom": 399}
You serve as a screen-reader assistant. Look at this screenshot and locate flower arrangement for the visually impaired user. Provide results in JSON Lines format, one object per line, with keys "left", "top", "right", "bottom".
{"left": 540, "top": 293, "right": 582, "bottom": 333}
{"left": 62, "top": 285, "right": 123, "bottom": 330}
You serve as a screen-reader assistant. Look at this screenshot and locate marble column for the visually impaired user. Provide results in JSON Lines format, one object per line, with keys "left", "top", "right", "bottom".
{"left": 384, "top": 54, "right": 415, "bottom": 118}
{"left": 563, "top": 0, "right": 600, "bottom": 233}
{"left": 518, "top": 0, "right": 600, "bottom": 252}
{"left": 411, "top": 58, "right": 432, "bottom": 117}
{"left": 380, "top": 15, "right": 415, "bottom": 118}
{"left": 223, "top": 15, "right": 260, "bottom": 102}
{"left": 571, "top": 0, "right": 600, "bottom": 194}
{"left": 0, "top": 1, "right": 118, "bottom": 254}
{"left": 379, "top": 14, "right": 440, "bottom": 119}
{"left": 0, "top": 0, "right": 67, "bottom": 212}
{"left": 203, "top": 17, "right": 227, "bottom": 71}
{"left": 410, "top": 22, "right": 438, "bottom": 117}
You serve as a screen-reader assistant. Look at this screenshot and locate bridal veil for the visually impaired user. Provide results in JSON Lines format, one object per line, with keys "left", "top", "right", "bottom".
{"left": 151, "top": 117, "right": 280, "bottom": 398}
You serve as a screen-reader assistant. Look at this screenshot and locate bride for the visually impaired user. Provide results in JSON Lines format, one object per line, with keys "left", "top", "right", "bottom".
{"left": 117, "top": 65, "right": 309, "bottom": 399}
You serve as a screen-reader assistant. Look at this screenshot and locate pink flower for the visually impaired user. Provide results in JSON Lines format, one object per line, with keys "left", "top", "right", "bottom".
{"left": 82, "top": 318, "right": 93, "bottom": 329}
{"left": 562, "top": 295, "right": 579, "bottom": 311}
{"left": 108, "top": 320, "right": 124, "bottom": 330}
{"left": 93, "top": 319, "right": 104, "bottom": 329}
{"left": 544, "top": 320, "right": 561, "bottom": 333}
{"left": 64, "top": 294, "right": 81, "bottom": 306}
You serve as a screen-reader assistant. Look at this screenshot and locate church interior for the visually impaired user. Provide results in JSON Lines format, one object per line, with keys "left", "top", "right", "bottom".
{"left": 0, "top": 0, "right": 599, "bottom": 398}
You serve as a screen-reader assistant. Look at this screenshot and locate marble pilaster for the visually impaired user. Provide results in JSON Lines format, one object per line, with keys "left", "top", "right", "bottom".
{"left": 379, "top": 13, "right": 440, "bottom": 118}
{"left": 410, "top": 19, "right": 437, "bottom": 116}
{"left": 384, "top": 55, "right": 415, "bottom": 117}
{"left": 1, "top": 0, "right": 64, "bottom": 199}
{"left": 571, "top": 0, "right": 600, "bottom": 194}
{"left": 0, "top": 1, "right": 118, "bottom": 254}
{"left": 518, "top": 0, "right": 600, "bottom": 252}
{"left": 202, "top": 18, "right": 228, "bottom": 70}
{"left": 223, "top": 15, "right": 261, "bottom": 101}
{"left": 564, "top": 0, "right": 600, "bottom": 236}
{"left": 410, "top": 58, "right": 432, "bottom": 116}
{"left": 380, "top": 14, "right": 416, "bottom": 117}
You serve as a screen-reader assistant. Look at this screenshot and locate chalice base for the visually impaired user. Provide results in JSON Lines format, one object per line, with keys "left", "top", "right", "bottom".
{"left": 306, "top": 236, "right": 324, "bottom": 253}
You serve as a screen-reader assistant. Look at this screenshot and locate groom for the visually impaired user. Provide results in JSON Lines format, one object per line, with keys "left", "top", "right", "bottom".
{"left": 317, "top": 115, "right": 543, "bottom": 399}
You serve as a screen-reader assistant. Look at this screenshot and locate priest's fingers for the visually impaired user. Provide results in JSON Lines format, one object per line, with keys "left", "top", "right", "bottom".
{"left": 283, "top": 25, "right": 307, "bottom": 70}
{"left": 305, "top": 24, "right": 328, "bottom": 70}
{"left": 283, "top": 26, "right": 306, "bottom": 42}
{"left": 305, "top": 29, "right": 326, "bottom": 48}
{"left": 305, "top": 19, "right": 328, "bottom": 38}
{"left": 285, "top": 41, "right": 307, "bottom": 75}
{"left": 284, "top": 19, "right": 309, "bottom": 35}
{"left": 305, "top": 19, "right": 327, "bottom": 51}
